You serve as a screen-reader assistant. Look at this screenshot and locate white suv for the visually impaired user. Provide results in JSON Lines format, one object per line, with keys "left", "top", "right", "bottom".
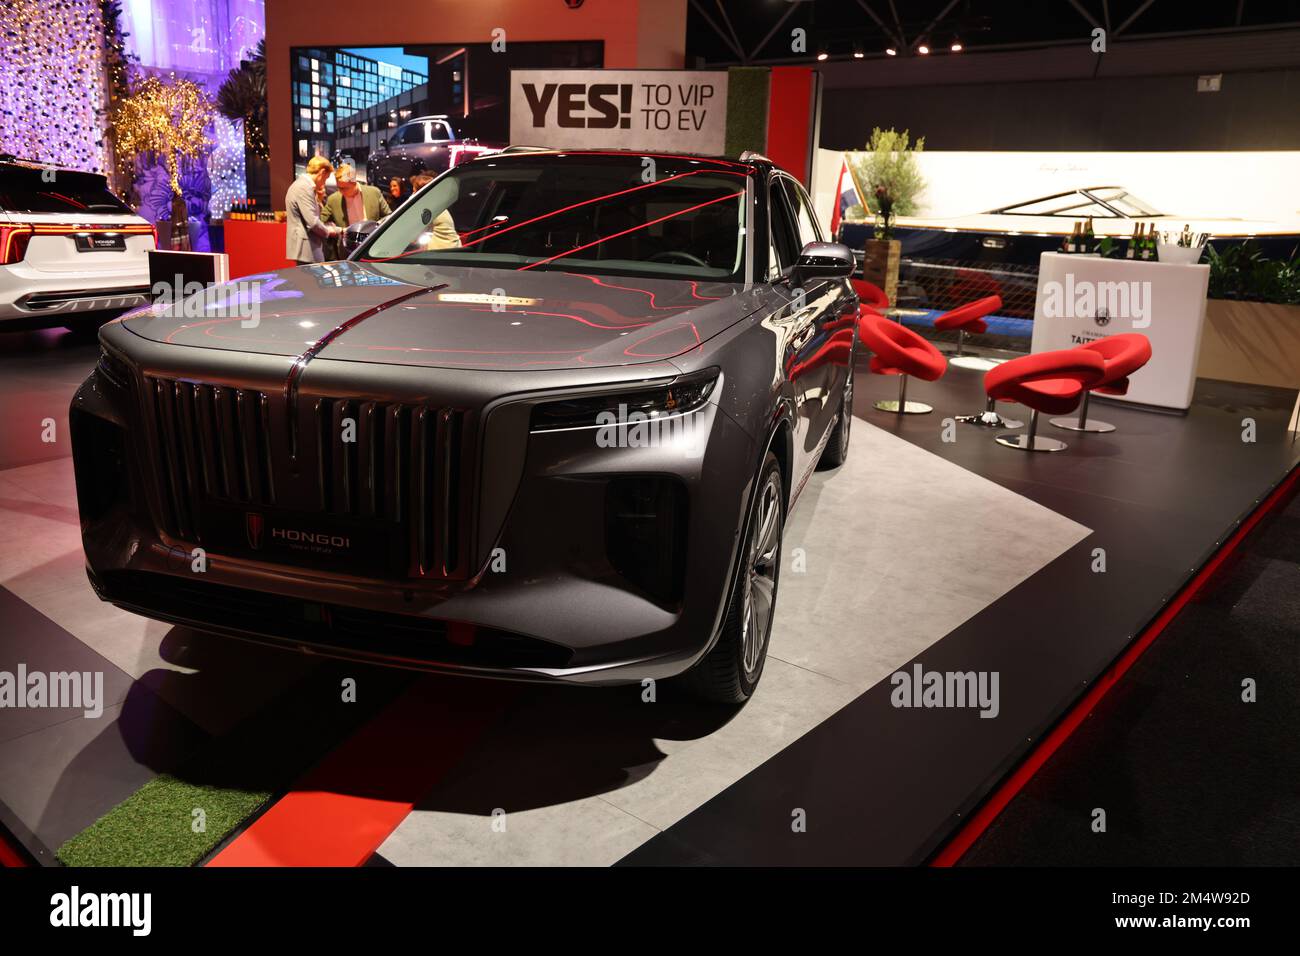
{"left": 0, "top": 158, "right": 155, "bottom": 331}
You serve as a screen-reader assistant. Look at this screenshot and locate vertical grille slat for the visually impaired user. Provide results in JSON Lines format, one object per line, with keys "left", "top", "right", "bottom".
{"left": 211, "top": 387, "right": 238, "bottom": 498}
{"left": 258, "top": 393, "right": 276, "bottom": 505}
{"left": 195, "top": 386, "right": 221, "bottom": 497}
{"left": 174, "top": 383, "right": 203, "bottom": 530}
{"left": 385, "top": 404, "right": 405, "bottom": 522}
{"left": 414, "top": 406, "right": 431, "bottom": 574}
{"left": 440, "top": 410, "right": 462, "bottom": 575}
{"left": 150, "top": 378, "right": 189, "bottom": 538}
{"left": 359, "top": 402, "right": 379, "bottom": 518}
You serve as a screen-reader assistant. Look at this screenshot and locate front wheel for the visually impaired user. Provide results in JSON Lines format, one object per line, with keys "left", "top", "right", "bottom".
{"left": 685, "top": 451, "right": 784, "bottom": 703}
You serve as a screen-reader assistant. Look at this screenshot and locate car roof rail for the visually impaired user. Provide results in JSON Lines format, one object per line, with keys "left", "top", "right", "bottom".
{"left": 738, "top": 150, "right": 772, "bottom": 164}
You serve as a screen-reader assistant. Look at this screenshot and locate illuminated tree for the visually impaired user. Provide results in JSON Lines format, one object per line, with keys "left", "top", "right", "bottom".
{"left": 113, "top": 75, "right": 214, "bottom": 198}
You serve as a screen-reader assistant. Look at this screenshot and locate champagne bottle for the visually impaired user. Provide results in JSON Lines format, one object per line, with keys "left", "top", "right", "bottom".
{"left": 1084, "top": 217, "right": 1095, "bottom": 254}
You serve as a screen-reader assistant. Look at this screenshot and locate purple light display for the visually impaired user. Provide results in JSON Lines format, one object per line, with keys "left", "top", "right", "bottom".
{"left": 0, "top": 0, "right": 110, "bottom": 173}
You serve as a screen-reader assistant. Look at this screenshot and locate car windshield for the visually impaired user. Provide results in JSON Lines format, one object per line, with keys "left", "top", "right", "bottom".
{"left": 0, "top": 166, "right": 133, "bottom": 214}
{"left": 362, "top": 155, "right": 750, "bottom": 282}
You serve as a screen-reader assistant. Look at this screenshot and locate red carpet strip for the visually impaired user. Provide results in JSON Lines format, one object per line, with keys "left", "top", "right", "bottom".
{"left": 208, "top": 674, "right": 515, "bottom": 867}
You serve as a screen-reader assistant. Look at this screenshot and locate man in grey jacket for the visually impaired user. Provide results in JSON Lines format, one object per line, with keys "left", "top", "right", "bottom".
{"left": 285, "top": 156, "right": 342, "bottom": 264}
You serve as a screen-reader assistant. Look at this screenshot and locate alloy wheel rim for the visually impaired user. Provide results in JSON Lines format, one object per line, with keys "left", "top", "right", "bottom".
{"left": 741, "top": 474, "right": 781, "bottom": 678}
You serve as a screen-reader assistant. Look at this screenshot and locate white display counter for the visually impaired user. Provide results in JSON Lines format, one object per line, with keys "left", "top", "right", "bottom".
{"left": 1031, "top": 252, "right": 1210, "bottom": 411}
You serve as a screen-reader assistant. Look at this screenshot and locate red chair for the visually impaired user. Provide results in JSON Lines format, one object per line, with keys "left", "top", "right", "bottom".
{"left": 1051, "top": 334, "right": 1153, "bottom": 433}
{"left": 984, "top": 348, "right": 1106, "bottom": 451}
{"left": 858, "top": 313, "right": 947, "bottom": 414}
{"left": 933, "top": 294, "right": 1002, "bottom": 370}
{"left": 851, "top": 278, "right": 890, "bottom": 315}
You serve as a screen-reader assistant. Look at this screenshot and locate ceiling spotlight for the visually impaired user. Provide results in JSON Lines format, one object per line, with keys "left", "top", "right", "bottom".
{"left": 853, "top": 43, "right": 865, "bottom": 59}
{"left": 816, "top": 49, "right": 829, "bottom": 61}
{"left": 885, "top": 47, "right": 897, "bottom": 56}
{"left": 918, "top": 43, "right": 930, "bottom": 55}
{"left": 951, "top": 40, "right": 963, "bottom": 52}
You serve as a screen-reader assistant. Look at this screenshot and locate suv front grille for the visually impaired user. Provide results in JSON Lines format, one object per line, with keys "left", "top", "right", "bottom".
{"left": 143, "top": 376, "right": 471, "bottom": 579}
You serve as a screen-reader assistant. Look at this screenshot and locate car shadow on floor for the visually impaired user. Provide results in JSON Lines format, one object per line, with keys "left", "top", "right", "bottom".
{"left": 54, "top": 623, "right": 740, "bottom": 839}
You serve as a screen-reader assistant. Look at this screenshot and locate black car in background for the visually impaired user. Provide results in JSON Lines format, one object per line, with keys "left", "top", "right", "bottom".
{"left": 72, "top": 150, "right": 859, "bottom": 703}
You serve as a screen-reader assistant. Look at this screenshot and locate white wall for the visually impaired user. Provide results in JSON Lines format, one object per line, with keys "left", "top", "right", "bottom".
{"left": 816, "top": 149, "right": 1300, "bottom": 230}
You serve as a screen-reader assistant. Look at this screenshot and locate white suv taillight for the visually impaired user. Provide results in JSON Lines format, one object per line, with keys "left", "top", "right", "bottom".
{"left": 0, "top": 224, "right": 34, "bottom": 264}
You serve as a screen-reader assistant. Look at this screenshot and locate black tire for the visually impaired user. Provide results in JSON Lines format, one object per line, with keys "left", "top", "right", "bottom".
{"left": 817, "top": 350, "right": 854, "bottom": 470}
{"left": 685, "top": 451, "right": 784, "bottom": 704}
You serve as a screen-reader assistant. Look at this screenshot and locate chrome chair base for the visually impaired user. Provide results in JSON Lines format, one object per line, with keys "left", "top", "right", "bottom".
{"left": 1051, "top": 391, "right": 1112, "bottom": 433}
{"left": 1050, "top": 416, "right": 1115, "bottom": 433}
{"left": 994, "top": 409, "right": 1066, "bottom": 452}
{"left": 948, "top": 355, "right": 1001, "bottom": 372}
{"left": 875, "top": 372, "right": 931, "bottom": 414}
{"left": 996, "top": 433, "right": 1068, "bottom": 452}
{"left": 875, "top": 399, "right": 933, "bottom": 414}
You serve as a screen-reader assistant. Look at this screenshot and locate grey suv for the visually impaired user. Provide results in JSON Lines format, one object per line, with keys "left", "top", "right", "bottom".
{"left": 71, "top": 150, "right": 858, "bottom": 702}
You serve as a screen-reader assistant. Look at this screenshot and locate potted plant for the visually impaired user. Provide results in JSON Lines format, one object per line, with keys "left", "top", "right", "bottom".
{"left": 1197, "top": 240, "right": 1300, "bottom": 390}
{"left": 217, "top": 40, "right": 271, "bottom": 208}
{"left": 849, "top": 127, "right": 925, "bottom": 305}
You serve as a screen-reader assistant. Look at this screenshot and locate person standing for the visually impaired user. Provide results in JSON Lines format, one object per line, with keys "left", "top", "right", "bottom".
{"left": 285, "top": 156, "right": 341, "bottom": 265}
{"left": 322, "top": 164, "right": 392, "bottom": 258}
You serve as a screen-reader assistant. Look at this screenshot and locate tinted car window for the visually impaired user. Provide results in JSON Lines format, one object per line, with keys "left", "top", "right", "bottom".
{"left": 0, "top": 167, "right": 132, "bottom": 215}
{"left": 768, "top": 180, "right": 800, "bottom": 275}
{"left": 781, "top": 177, "right": 823, "bottom": 248}
{"left": 430, "top": 121, "right": 453, "bottom": 141}
{"left": 365, "top": 156, "right": 749, "bottom": 282}
{"left": 399, "top": 124, "right": 425, "bottom": 145}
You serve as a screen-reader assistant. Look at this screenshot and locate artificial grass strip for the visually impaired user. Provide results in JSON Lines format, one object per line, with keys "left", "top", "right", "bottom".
{"left": 57, "top": 775, "right": 270, "bottom": 867}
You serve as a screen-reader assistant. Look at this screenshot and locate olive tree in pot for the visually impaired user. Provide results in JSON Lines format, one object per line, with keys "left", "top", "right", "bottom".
{"left": 849, "top": 128, "right": 925, "bottom": 306}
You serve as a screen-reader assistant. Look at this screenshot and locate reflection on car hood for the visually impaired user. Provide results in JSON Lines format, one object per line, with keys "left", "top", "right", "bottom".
{"left": 122, "top": 259, "right": 752, "bottom": 370}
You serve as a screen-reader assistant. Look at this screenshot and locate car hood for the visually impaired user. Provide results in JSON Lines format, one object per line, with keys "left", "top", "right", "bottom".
{"left": 121, "top": 260, "right": 752, "bottom": 370}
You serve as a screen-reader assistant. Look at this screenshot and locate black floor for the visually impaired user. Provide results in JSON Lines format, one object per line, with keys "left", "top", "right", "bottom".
{"left": 961, "top": 486, "right": 1300, "bottom": 865}
{"left": 620, "top": 362, "right": 1300, "bottom": 865}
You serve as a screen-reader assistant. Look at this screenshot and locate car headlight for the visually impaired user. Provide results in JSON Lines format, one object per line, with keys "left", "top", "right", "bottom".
{"left": 529, "top": 367, "right": 719, "bottom": 432}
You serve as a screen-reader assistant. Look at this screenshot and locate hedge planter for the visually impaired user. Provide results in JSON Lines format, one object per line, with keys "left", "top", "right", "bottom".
{"left": 1197, "top": 298, "right": 1300, "bottom": 390}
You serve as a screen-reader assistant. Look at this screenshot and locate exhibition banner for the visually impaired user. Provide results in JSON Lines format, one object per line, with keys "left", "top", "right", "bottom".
{"left": 509, "top": 70, "right": 729, "bottom": 155}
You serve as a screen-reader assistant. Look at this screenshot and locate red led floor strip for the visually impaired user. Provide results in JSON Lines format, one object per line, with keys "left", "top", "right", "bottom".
{"left": 207, "top": 675, "right": 515, "bottom": 867}
{"left": 0, "top": 828, "right": 30, "bottom": 867}
{"left": 930, "top": 460, "right": 1300, "bottom": 866}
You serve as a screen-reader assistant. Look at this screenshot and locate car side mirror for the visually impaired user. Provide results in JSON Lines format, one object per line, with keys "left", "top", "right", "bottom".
{"left": 791, "top": 241, "right": 855, "bottom": 287}
{"left": 342, "top": 219, "right": 379, "bottom": 255}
